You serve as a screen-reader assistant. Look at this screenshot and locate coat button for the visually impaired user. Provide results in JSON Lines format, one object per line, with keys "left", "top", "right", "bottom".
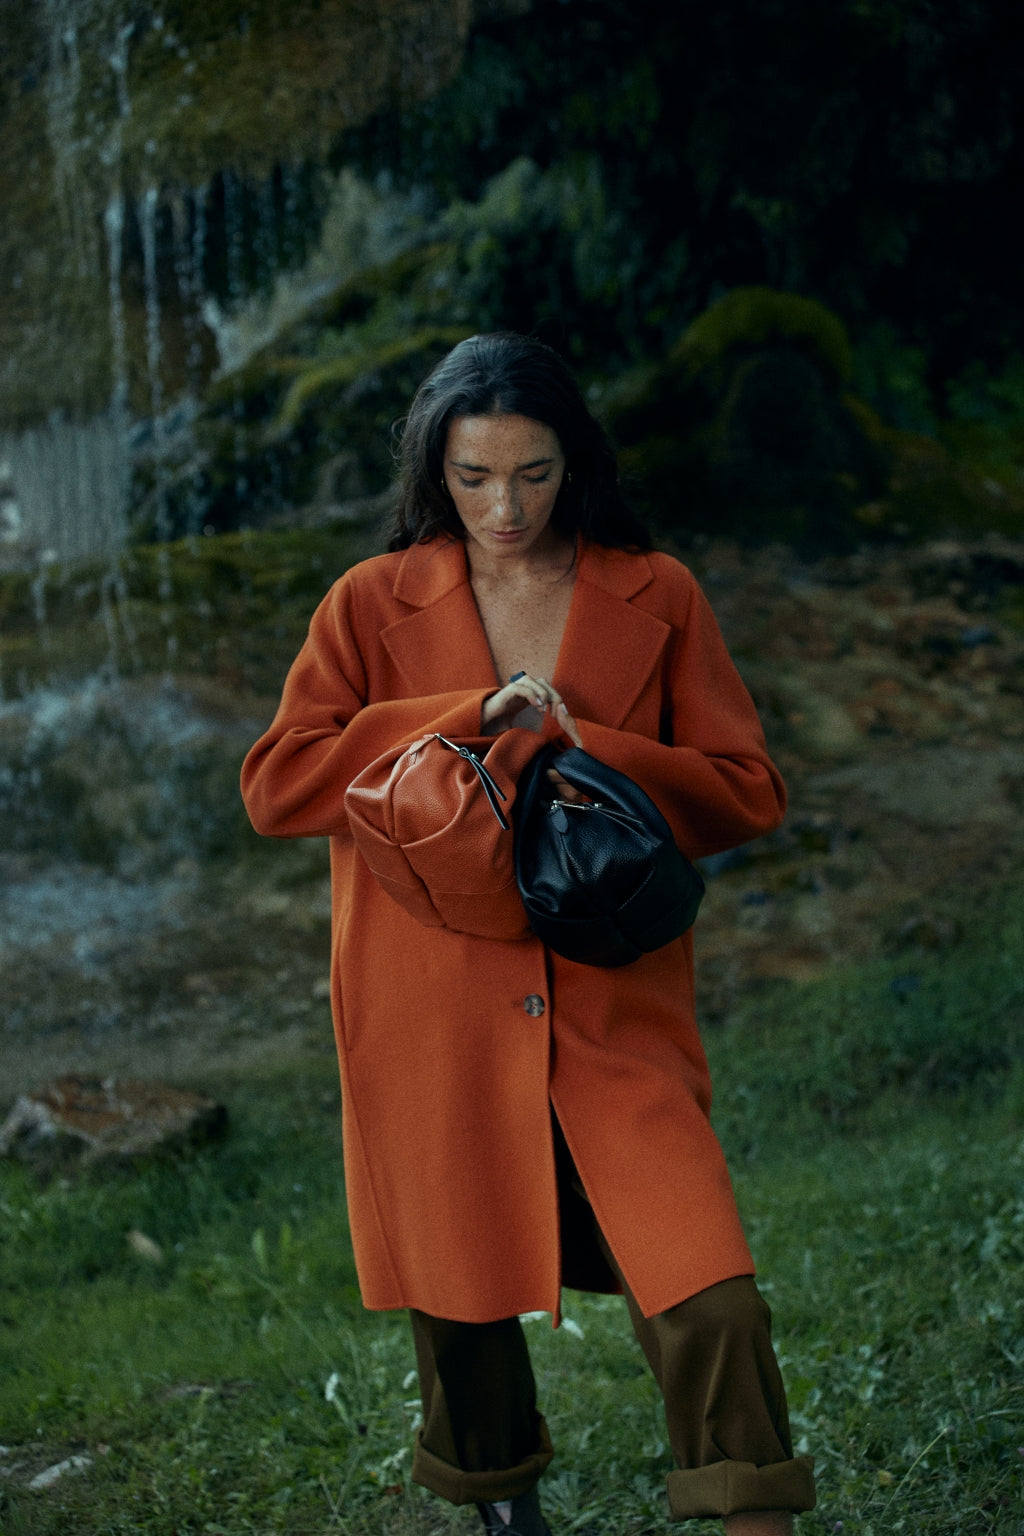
{"left": 523, "top": 994, "right": 546, "bottom": 1017}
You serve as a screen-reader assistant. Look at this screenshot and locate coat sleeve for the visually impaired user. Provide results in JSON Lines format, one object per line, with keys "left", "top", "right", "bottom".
{"left": 573, "top": 568, "right": 786, "bottom": 860}
{"left": 240, "top": 573, "right": 492, "bottom": 840}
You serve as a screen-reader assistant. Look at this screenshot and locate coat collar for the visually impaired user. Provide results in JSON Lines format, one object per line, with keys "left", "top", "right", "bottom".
{"left": 384, "top": 540, "right": 496, "bottom": 692}
{"left": 558, "top": 543, "right": 669, "bottom": 728}
{"left": 383, "top": 538, "right": 670, "bottom": 728}
{"left": 392, "top": 537, "right": 470, "bottom": 608}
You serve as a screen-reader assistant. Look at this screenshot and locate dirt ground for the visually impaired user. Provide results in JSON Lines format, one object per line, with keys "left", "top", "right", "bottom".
{"left": 2, "top": 535, "right": 1022, "bottom": 1105}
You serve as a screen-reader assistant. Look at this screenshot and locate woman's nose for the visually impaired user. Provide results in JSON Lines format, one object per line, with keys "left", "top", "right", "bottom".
{"left": 490, "top": 481, "right": 523, "bottom": 522}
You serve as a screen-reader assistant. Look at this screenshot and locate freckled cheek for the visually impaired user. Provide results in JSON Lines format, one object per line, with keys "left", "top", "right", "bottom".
{"left": 455, "top": 483, "right": 556, "bottom": 531}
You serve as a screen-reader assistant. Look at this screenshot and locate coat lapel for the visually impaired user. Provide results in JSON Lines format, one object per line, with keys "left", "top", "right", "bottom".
{"left": 381, "top": 538, "right": 671, "bottom": 729}
{"left": 382, "top": 540, "right": 498, "bottom": 694}
{"left": 555, "top": 546, "right": 670, "bottom": 729}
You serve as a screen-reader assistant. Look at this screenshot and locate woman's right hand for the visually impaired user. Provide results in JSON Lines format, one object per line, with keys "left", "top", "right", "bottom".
{"left": 481, "top": 673, "right": 583, "bottom": 747}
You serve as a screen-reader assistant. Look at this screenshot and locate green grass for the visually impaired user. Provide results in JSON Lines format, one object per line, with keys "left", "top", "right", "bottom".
{"left": 2, "top": 892, "right": 1023, "bottom": 1534}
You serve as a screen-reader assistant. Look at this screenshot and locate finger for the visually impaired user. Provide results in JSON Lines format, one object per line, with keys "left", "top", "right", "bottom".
{"left": 507, "top": 675, "right": 551, "bottom": 708}
{"left": 486, "top": 680, "right": 543, "bottom": 717}
{"left": 481, "top": 678, "right": 549, "bottom": 729}
{"left": 556, "top": 701, "right": 583, "bottom": 747}
{"left": 525, "top": 675, "right": 562, "bottom": 708}
{"left": 483, "top": 675, "right": 571, "bottom": 731}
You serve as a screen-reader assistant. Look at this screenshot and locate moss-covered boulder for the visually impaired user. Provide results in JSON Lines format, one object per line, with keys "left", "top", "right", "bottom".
{"left": 672, "top": 286, "right": 854, "bottom": 391}
{"left": 148, "top": 152, "right": 631, "bottom": 536}
{"left": 0, "top": 523, "right": 375, "bottom": 874}
{"left": 599, "top": 287, "right": 1024, "bottom": 550}
{"left": 602, "top": 287, "right": 890, "bottom": 550}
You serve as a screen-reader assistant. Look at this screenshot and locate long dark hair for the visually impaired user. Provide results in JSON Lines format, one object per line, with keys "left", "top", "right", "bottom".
{"left": 386, "top": 332, "right": 651, "bottom": 552}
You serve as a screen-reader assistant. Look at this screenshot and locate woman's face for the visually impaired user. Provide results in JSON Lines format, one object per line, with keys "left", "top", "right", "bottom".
{"left": 443, "top": 413, "right": 567, "bottom": 564}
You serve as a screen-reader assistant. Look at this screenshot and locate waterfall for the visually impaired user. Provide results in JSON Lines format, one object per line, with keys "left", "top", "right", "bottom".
{"left": 1, "top": 3, "right": 136, "bottom": 571}
{"left": 3, "top": 1, "right": 469, "bottom": 574}
{"left": 0, "top": 418, "right": 131, "bottom": 569}
{"left": 104, "top": 191, "right": 131, "bottom": 433}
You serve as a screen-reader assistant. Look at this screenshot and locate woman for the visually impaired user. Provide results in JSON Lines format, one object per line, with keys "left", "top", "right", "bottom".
{"left": 241, "top": 333, "right": 816, "bottom": 1535}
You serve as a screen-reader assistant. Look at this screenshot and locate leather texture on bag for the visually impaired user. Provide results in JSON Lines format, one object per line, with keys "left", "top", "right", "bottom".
{"left": 345, "top": 729, "right": 544, "bottom": 938}
{"left": 514, "top": 745, "right": 706, "bottom": 967}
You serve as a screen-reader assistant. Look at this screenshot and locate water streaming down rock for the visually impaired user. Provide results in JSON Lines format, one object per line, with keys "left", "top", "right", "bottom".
{"left": 0, "top": 3, "right": 535, "bottom": 1103}
{"left": 104, "top": 191, "right": 131, "bottom": 433}
{"left": 0, "top": 4, "right": 498, "bottom": 853}
{"left": 42, "top": 0, "right": 96, "bottom": 281}
{"left": 0, "top": 2, "right": 480, "bottom": 967}
{"left": 4, "top": 6, "right": 129, "bottom": 569}
{"left": 1, "top": 0, "right": 479, "bottom": 573}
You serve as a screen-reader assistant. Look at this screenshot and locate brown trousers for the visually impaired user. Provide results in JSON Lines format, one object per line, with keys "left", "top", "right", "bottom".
{"left": 409, "top": 1123, "right": 816, "bottom": 1520}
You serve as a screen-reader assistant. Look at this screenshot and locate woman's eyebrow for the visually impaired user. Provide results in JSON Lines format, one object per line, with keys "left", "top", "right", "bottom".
{"left": 449, "top": 456, "right": 556, "bottom": 471}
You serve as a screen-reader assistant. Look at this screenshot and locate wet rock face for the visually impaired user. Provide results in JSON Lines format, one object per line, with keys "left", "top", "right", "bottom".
{"left": 0, "top": 1075, "right": 227, "bottom": 1174}
{"left": 0, "top": 0, "right": 477, "bottom": 429}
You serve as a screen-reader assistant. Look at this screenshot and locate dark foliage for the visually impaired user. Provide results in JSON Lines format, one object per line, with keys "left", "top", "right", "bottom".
{"left": 343, "top": 0, "right": 1024, "bottom": 383}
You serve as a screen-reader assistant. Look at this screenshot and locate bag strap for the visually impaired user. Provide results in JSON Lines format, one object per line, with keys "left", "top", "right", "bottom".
{"left": 434, "top": 734, "right": 510, "bottom": 830}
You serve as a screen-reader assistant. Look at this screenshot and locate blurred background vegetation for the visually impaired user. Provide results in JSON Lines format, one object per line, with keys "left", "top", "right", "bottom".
{"left": 2, "top": 0, "right": 1024, "bottom": 561}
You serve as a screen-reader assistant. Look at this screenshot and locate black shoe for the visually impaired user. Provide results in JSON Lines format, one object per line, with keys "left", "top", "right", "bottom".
{"left": 476, "top": 1487, "right": 551, "bottom": 1536}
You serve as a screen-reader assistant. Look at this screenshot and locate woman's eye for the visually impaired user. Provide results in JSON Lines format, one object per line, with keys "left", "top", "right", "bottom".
{"left": 524, "top": 473, "right": 551, "bottom": 485}
{"left": 457, "top": 477, "right": 484, "bottom": 489}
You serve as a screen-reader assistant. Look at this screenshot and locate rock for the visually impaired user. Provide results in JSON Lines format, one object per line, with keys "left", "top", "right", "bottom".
{"left": 126, "top": 1228, "right": 165, "bottom": 1264}
{"left": 604, "top": 287, "right": 890, "bottom": 549}
{"left": 27, "top": 1455, "right": 94, "bottom": 1492}
{"left": 0, "top": 1444, "right": 106, "bottom": 1493}
{"left": 0, "top": 1075, "right": 227, "bottom": 1174}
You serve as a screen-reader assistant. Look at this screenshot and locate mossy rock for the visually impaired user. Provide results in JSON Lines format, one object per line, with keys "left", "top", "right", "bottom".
{"left": 273, "top": 324, "right": 472, "bottom": 436}
{"left": 0, "top": 522, "right": 385, "bottom": 869}
{"left": 121, "top": 231, "right": 476, "bottom": 539}
{"left": 595, "top": 359, "right": 681, "bottom": 448}
{"left": 672, "top": 285, "right": 854, "bottom": 387}
{"left": 310, "top": 243, "right": 465, "bottom": 339}
{"left": 0, "top": 524, "right": 376, "bottom": 699}
{"left": 603, "top": 288, "right": 885, "bottom": 550}
{"left": 581, "top": 287, "right": 1023, "bottom": 549}
{"left": 701, "top": 350, "right": 888, "bottom": 545}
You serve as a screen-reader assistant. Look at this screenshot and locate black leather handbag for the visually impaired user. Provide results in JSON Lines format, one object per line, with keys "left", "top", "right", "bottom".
{"left": 513, "top": 745, "right": 705, "bottom": 968}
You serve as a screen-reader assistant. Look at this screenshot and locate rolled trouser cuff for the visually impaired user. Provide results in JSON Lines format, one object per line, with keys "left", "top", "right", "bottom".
{"left": 411, "top": 1417, "right": 554, "bottom": 1506}
{"left": 667, "top": 1455, "right": 817, "bottom": 1519}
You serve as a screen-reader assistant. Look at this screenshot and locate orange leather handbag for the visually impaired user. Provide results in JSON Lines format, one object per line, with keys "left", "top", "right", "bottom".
{"left": 344, "top": 731, "right": 542, "bottom": 939}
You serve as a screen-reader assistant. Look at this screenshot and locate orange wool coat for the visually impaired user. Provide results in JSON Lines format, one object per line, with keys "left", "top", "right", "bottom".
{"left": 240, "top": 537, "right": 786, "bottom": 1324}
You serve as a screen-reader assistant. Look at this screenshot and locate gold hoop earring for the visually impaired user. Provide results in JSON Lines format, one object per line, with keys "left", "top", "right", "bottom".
{"left": 440, "top": 477, "right": 449, "bottom": 495}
